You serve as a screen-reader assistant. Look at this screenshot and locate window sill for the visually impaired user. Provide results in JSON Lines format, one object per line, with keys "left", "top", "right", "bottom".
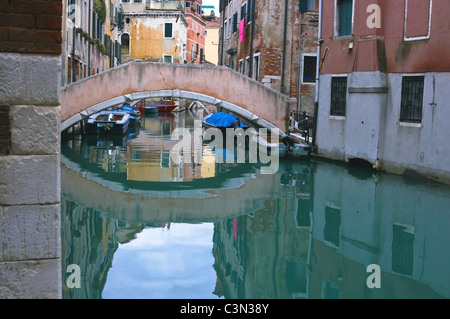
{"left": 334, "top": 35, "right": 353, "bottom": 41}
{"left": 330, "top": 115, "right": 345, "bottom": 120}
{"left": 399, "top": 122, "right": 422, "bottom": 128}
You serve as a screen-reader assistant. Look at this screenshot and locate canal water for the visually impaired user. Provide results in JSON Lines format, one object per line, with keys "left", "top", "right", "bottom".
{"left": 61, "top": 109, "right": 450, "bottom": 299}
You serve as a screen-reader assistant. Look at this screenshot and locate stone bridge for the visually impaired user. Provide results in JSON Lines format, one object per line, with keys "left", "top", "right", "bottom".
{"left": 60, "top": 61, "right": 297, "bottom": 134}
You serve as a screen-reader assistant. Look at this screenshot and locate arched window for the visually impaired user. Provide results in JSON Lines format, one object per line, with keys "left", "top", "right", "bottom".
{"left": 121, "top": 33, "right": 130, "bottom": 55}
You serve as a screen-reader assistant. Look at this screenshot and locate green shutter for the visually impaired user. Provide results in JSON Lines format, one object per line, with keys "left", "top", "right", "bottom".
{"left": 300, "top": 0, "right": 308, "bottom": 13}
{"left": 339, "top": 0, "right": 353, "bottom": 36}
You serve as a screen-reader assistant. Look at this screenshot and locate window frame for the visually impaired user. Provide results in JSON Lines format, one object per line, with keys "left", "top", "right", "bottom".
{"left": 330, "top": 76, "right": 348, "bottom": 117}
{"left": 164, "top": 22, "right": 173, "bottom": 39}
{"left": 404, "top": 0, "right": 433, "bottom": 41}
{"left": 163, "top": 54, "right": 173, "bottom": 63}
{"left": 334, "top": 0, "right": 354, "bottom": 39}
{"left": 253, "top": 52, "right": 260, "bottom": 81}
{"left": 301, "top": 53, "right": 318, "bottom": 84}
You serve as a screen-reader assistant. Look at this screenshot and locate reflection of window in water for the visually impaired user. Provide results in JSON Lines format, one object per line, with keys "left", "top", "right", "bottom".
{"left": 296, "top": 199, "right": 311, "bottom": 227}
{"left": 131, "top": 150, "right": 141, "bottom": 162}
{"left": 162, "top": 121, "right": 171, "bottom": 135}
{"left": 322, "top": 280, "right": 340, "bottom": 299}
{"left": 161, "top": 151, "right": 171, "bottom": 168}
{"left": 392, "top": 224, "right": 415, "bottom": 276}
{"left": 324, "top": 205, "right": 341, "bottom": 247}
{"left": 286, "top": 262, "right": 307, "bottom": 296}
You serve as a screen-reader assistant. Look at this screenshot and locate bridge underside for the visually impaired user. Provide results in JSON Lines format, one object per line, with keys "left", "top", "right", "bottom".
{"left": 61, "top": 89, "right": 287, "bottom": 136}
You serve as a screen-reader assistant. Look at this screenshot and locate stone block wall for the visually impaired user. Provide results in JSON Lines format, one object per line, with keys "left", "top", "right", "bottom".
{"left": 0, "top": 0, "right": 62, "bottom": 299}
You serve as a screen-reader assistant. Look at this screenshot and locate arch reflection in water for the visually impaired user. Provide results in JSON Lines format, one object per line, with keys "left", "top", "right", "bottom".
{"left": 61, "top": 112, "right": 450, "bottom": 299}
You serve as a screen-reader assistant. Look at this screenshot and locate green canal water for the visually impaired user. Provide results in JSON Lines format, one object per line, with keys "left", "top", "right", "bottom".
{"left": 61, "top": 110, "right": 450, "bottom": 299}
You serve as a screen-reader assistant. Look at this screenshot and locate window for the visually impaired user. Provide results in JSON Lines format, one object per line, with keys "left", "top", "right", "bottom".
{"left": 232, "top": 12, "right": 238, "bottom": 34}
{"left": 164, "top": 23, "right": 173, "bottom": 38}
{"left": 200, "top": 48, "right": 204, "bottom": 63}
{"left": 336, "top": 0, "right": 353, "bottom": 37}
{"left": 302, "top": 55, "right": 317, "bottom": 83}
{"left": 197, "top": 4, "right": 202, "bottom": 15}
{"left": 224, "top": 20, "right": 228, "bottom": 39}
{"left": 241, "top": 2, "right": 247, "bottom": 22}
{"left": 228, "top": 17, "right": 232, "bottom": 38}
{"left": 238, "top": 59, "right": 243, "bottom": 74}
{"left": 400, "top": 76, "right": 424, "bottom": 123}
{"left": 191, "top": 44, "right": 196, "bottom": 60}
{"left": 134, "top": 0, "right": 142, "bottom": 2}
{"left": 330, "top": 76, "right": 347, "bottom": 116}
{"left": 186, "top": 1, "right": 191, "bottom": 8}
{"left": 247, "top": 0, "right": 253, "bottom": 23}
{"left": 121, "top": 33, "right": 130, "bottom": 55}
{"left": 245, "top": 56, "right": 251, "bottom": 76}
{"left": 300, "top": 0, "right": 319, "bottom": 12}
{"left": 253, "top": 53, "right": 260, "bottom": 81}
{"left": 164, "top": 55, "right": 173, "bottom": 63}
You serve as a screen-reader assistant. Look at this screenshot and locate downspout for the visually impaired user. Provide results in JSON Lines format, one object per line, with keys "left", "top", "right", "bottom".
{"left": 88, "top": 0, "right": 91, "bottom": 76}
{"left": 280, "top": 0, "right": 289, "bottom": 94}
{"left": 248, "top": 0, "right": 255, "bottom": 79}
{"left": 219, "top": 3, "right": 225, "bottom": 65}
{"left": 296, "top": 9, "right": 303, "bottom": 116}
{"left": 312, "top": 0, "right": 322, "bottom": 151}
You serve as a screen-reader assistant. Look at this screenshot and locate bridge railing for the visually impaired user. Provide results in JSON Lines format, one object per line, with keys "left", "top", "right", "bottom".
{"left": 289, "top": 111, "right": 315, "bottom": 146}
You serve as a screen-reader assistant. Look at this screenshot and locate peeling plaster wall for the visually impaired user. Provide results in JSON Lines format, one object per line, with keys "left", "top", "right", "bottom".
{"left": 127, "top": 15, "right": 186, "bottom": 63}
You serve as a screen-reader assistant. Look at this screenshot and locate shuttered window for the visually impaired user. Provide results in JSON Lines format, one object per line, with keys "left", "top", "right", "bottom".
{"left": 337, "top": 0, "right": 353, "bottom": 37}
{"left": 164, "top": 23, "right": 173, "bottom": 38}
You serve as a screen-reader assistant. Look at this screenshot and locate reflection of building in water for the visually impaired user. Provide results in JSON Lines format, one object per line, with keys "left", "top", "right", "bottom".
{"left": 212, "top": 163, "right": 450, "bottom": 299}
{"left": 61, "top": 198, "right": 145, "bottom": 299}
{"left": 309, "top": 163, "right": 449, "bottom": 299}
{"left": 212, "top": 167, "right": 313, "bottom": 299}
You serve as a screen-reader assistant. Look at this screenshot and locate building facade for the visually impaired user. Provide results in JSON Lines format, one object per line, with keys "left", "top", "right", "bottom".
{"left": 218, "top": 0, "right": 319, "bottom": 114}
{"left": 121, "top": 0, "right": 187, "bottom": 63}
{"left": 204, "top": 14, "right": 220, "bottom": 65}
{"left": 62, "top": 0, "right": 123, "bottom": 86}
{"left": 186, "top": 0, "right": 206, "bottom": 63}
{"left": 316, "top": 0, "right": 450, "bottom": 183}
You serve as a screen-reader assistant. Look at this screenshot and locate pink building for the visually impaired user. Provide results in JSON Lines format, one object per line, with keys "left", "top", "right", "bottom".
{"left": 316, "top": 0, "right": 450, "bottom": 183}
{"left": 186, "top": 0, "right": 206, "bottom": 63}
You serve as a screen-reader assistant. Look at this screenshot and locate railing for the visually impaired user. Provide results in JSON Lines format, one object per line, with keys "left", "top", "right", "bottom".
{"left": 289, "top": 111, "right": 315, "bottom": 145}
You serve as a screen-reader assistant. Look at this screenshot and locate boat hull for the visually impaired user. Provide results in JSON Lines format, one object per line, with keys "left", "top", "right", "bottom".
{"left": 85, "top": 111, "right": 130, "bottom": 135}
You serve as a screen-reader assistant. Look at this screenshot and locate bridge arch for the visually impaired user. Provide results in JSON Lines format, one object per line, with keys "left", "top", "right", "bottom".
{"left": 60, "top": 61, "right": 297, "bottom": 133}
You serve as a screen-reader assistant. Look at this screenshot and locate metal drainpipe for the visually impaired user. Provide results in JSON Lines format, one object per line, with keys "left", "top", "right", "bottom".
{"left": 312, "top": 0, "right": 323, "bottom": 150}
{"left": 296, "top": 9, "right": 303, "bottom": 117}
{"left": 219, "top": 4, "right": 225, "bottom": 66}
{"left": 88, "top": 0, "right": 91, "bottom": 76}
{"left": 280, "top": 0, "right": 289, "bottom": 94}
{"left": 248, "top": 0, "right": 255, "bottom": 79}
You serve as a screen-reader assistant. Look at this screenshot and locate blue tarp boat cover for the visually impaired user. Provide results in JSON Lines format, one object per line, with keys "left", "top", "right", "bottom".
{"left": 205, "top": 112, "right": 245, "bottom": 128}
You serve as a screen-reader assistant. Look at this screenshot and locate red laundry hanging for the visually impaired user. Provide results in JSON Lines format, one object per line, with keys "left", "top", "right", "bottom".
{"left": 240, "top": 19, "right": 245, "bottom": 42}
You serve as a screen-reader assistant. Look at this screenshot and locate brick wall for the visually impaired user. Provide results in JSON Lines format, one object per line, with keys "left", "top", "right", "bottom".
{"left": 0, "top": 0, "right": 62, "bottom": 55}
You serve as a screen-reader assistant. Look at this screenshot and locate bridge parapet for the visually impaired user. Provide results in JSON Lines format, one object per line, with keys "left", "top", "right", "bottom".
{"left": 61, "top": 62, "right": 297, "bottom": 132}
